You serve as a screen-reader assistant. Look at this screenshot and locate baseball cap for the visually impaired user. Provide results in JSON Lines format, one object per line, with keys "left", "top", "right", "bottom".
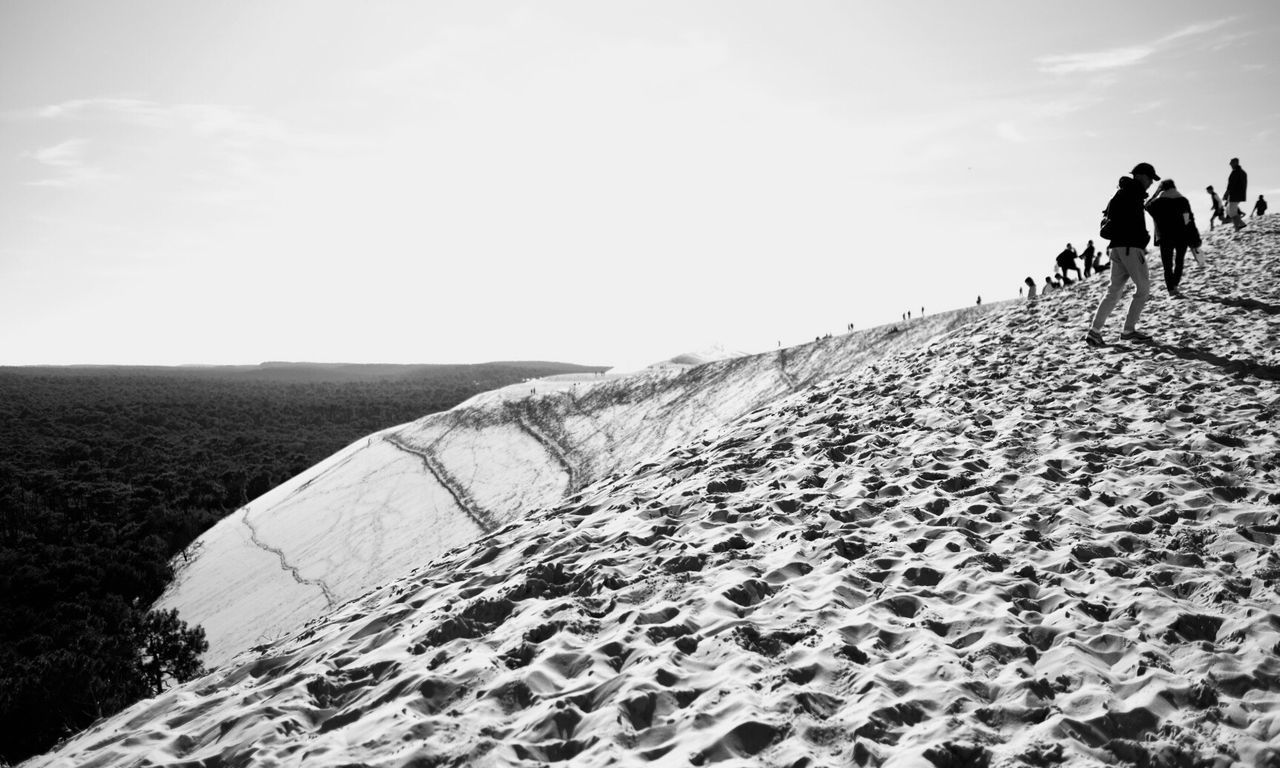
{"left": 1131, "top": 162, "right": 1160, "bottom": 180}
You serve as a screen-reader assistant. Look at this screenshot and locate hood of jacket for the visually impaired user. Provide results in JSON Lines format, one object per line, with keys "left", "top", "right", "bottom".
{"left": 1117, "top": 176, "right": 1150, "bottom": 198}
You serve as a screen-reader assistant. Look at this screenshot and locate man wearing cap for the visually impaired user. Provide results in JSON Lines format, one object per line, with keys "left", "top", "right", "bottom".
{"left": 1225, "top": 157, "right": 1248, "bottom": 231}
{"left": 1085, "top": 163, "right": 1158, "bottom": 346}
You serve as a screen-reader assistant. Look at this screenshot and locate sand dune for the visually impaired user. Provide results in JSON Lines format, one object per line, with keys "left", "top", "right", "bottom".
{"left": 30, "top": 219, "right": 1280, "bottom": 766}
{"left": 162, "top": 295, "right": 1004, "bottom": 668}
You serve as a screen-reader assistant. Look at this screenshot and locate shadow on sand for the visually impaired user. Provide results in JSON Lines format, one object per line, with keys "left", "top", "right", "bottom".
{"left": 1190, "top": 293, "right": 1280, "bottom": 316}
{"left": 1142, "top": 340, "right": 1280, "bottom": 381}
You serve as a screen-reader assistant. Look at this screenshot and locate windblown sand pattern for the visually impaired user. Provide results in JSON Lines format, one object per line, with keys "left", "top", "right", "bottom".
{"left": 31, "top": 220, "right": 1280, "bottom": 766}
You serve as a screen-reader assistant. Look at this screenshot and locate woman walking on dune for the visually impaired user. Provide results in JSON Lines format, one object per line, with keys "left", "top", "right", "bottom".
{"left": 1145, "top": 178, "right": 1197, "bottom": 298}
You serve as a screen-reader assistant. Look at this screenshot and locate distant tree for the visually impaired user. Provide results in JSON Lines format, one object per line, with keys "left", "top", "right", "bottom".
{"left": 136, "top": 608, "right": 208, "bottom": 697}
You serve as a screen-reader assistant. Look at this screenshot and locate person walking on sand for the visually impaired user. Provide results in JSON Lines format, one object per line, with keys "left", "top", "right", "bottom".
{"left": 1225, "top": 157, "right": 1248, "bottom": 231}
{"left": 1056, "top": 243, "right": 1082, "bottom": 285}
{"left": 1080, "top": 240, "right": 1096, "bottom": 279}
{"left": 1252, "top": 194, "right": 1268, "bottom": 218}
{"left": 1206, "top": 186, "right": 1226, "bottom": 230}
{"left": 1145, "top": 178, "right": 1195, "bottom": 298}
{"left": 1085, "top": 162, "right": 1158, "bottom": 347}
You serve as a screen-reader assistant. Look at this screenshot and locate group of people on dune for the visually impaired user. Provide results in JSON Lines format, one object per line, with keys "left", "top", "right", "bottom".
{"left": 1023, "top": 157, "right": 1265, "bottom": 347}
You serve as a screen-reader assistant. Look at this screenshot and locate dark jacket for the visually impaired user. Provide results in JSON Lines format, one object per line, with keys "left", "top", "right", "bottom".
{"left": 1146, "top": 193, "right": 1193, "bottom": 247}
{"left": 1226, "top": 166, "right": 1248, "bottom": 202}
{"left": 1105, "top": 176, "right": 1150, "bottom": 249}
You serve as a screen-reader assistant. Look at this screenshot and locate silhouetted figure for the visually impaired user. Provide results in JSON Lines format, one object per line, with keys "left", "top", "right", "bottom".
{"left": 1145, "top": 178, "right": 1194, "bottom": 297}
{"left": 976, "top": 295, "right": 982, "bottom": 305}
{"left": 1086, "top": 163, "right": 1157, "bottom": 347}
{"left": 1080, "top": 240, "right": 1096, "bottom": 278}
{"left": 1024, "top": 276, "right": 1037, "bottom": 300}
{"left": 1092, "top": 245, "right": 1109, "bottom": 274}
{"left": 1225, "top": 157, "right": 1248, "bottom": 231}
{"left": 1056, "top": 243, "right": 1082, "bottom": 285}
{"left": 1253, "top": 195, "right": 1268, "bottom": 217}
{"left": 1043, "top": 276, "right": 1058, "bottom": 295}
{"left": 1206, "top": 185, "right": 1226, "bottom": 230}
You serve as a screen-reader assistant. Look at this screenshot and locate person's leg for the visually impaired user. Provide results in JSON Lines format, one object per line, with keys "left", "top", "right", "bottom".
{"left": 1172, "top": 244, "right": 1186, "bottom": 292}
{"left": 1228, "top": 201, "right": 1246, "bottom": 230}
{"left": 1160, "top": 243, "right": 1176, "bottom": 294}
{"left": 1120, "top": 248, "right": 1151, "bottom": 333}
{"left": 1091, "top": 249, "right": 1132, "bottom": 333}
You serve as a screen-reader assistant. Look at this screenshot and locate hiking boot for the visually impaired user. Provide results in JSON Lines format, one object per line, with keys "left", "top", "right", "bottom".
{"left": 1085, "top": 329, "right": 1105, "bottom": 347}
{"left": 1121, "top": 329, "right": 1153, "bottom": 342}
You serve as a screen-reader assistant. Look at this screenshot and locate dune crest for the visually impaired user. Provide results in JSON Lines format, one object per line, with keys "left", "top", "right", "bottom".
{"left": 35, "top": 219, "right": 1280, "bottom": 766}
{"left": 162, "top": 300, "right": 1000, "bottom": 667}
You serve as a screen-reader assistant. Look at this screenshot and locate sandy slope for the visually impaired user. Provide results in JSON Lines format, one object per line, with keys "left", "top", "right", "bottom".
{"left": 35, "top": 219, "right": 1280, "bottom": 767}
{"left": 162, "top": 300, "right": 1005, "bottom": 668}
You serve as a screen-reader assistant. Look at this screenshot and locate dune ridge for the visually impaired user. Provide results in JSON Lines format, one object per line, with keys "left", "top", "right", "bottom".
{"left": 161, "top": 297, "right": 1005, "bottom": 668}
{"left": 31, "top": 219, "right": 1280, "bottom": 767}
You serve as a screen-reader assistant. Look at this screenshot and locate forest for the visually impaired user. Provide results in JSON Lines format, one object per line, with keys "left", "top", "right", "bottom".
{"left": 0, "top": 361, "right": 603, "bottom": 763}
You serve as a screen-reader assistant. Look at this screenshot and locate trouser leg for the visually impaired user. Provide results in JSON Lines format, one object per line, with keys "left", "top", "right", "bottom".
{"left": 1172, "top": 245, "right": 1186, "bottom": 291}
{"left": 1120, "top": 248, "right": 1151, "bottom": 333}
{"left": 1160, "top": 244, "right": 1176, "bottom": 293}
{"left": 1091, "top": 250, "right": 1132, "bottom": 333}
{"left": 1228, "top": 202, "right": 1246, "bottom": 230}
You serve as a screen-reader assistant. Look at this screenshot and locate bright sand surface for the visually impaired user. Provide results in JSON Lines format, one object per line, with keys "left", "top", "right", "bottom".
{"left": 162, "top": 298, "right": 1004, "bottom": 668}
{"left": 32, "top": 219, "right": 1280, "bottom": 766}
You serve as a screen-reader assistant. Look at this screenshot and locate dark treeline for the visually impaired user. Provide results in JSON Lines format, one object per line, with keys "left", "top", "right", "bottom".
{"left": 0, "top": 361, "right": 602, "bottom": 763}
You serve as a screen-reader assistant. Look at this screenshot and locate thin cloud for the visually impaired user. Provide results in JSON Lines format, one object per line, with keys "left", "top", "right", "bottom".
{"left": 24, "top": 138, "right": 110, "bottom": 188}
{"left": 30, "top": 138, "right": 89, "bottom": 167}
{"left": 1158, "top": 18, "right": 1236, "bottom": 44}
{"left": 1037, "top": 46, "right": 1153, "bottom": 75}
{"left": 28, "top": 97, "right": 354, "bottom": 151}
{"left": 1036, "top": 17, "right": 1237, "bottom": 74}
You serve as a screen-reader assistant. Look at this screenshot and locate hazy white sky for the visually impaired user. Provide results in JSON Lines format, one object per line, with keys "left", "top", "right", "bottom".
{"left": 2, "top": 1, "right": 1278, "bottom": 366}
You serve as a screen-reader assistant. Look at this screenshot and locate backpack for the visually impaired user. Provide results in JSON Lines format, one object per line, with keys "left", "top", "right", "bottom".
{"left": 1099, "top": 205, "right": 1117, "bottom": 240}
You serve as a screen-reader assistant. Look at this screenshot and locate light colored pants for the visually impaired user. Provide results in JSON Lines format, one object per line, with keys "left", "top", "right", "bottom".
{"left": 1090, "top": 247, "right": 1150, "bottom": 334}
{"left": 1226, "top": 201, "right": 1246, "bottom": 229}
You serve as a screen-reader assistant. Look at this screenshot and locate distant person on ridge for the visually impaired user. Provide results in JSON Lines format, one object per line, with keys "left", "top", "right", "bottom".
{"left": 1092, "top": 244, "right": 1109, "bottom": 274}
{"left": 1056, "top": 243, "right": 1082, "bottom": 285}
{"left": 1080, "top": 240, "right": 1096, "bottom": 279}
{"left": 1225, "top": 157, "right": 1248, "bottom": 231}
{"left": 1206, "top": 185, "right": 1226, "bottom": 230}
{"left": 1252, "top": 194, "right": 1268, "bottom": 217}
{"left": 1086, "top": 163, "right": 1157, "bottom": 347}
{"left": 1145, "top": 178, "right": 1195, "bottom": 298}
{"left": 1024, "top": 276, "right": 1037, "bottom": 300}
{"left": 1043, "top": 276, "right": 1058, "bottom": 295}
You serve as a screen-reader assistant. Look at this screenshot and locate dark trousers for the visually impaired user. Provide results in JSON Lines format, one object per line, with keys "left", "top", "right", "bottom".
{"left": 1159, "top": 243, "right": 1187, "bottom": 294}
{"left": 1058, "top": 261, "right": 1082, "bottom": 284}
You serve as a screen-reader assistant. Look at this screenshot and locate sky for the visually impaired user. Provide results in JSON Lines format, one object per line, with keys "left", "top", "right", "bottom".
{"left": 2, "top": 1, "right": 1278, "bottom": 367}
